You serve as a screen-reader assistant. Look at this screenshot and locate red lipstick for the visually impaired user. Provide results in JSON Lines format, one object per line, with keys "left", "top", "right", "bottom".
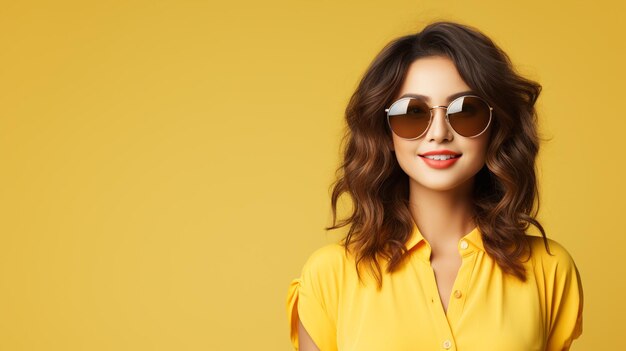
{"left": 418, "top": 150, "right": 462, "bottom": 169}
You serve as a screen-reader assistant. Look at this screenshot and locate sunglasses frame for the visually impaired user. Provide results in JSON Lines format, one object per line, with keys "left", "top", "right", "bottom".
{"left": 384, "top": 94, "right": 494, "bottom": 140}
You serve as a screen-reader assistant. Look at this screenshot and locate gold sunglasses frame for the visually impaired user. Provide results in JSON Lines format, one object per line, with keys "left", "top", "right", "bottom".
{"left": 384, "top": 94, "right": 494, "bottom": 140}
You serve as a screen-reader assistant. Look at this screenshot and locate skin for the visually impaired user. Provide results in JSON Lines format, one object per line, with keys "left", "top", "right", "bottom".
{"left": 391, "top": 55, "right": 491, "bottom": 312}
{"left": 298, "top": 318, "right": 320, "bottom": 351}
{"left": 298, "top": 55, "right": 491, "bottom": 350}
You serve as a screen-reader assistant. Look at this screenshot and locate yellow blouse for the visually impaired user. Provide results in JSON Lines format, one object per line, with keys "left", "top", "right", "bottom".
{"left": 286, "top": 222, "right": 583, "bottom": 351}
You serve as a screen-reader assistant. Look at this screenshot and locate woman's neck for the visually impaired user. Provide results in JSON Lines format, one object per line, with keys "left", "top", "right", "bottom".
{"left": 408, "top": 176, "right": 476, "bottom": 256}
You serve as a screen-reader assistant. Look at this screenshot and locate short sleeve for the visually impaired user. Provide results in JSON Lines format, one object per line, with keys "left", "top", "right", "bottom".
{"left": 543, "top": 241, "right": 584, "bottom": 351}
{"left": 286, "top": 245, "right": 341, "bottom": 351}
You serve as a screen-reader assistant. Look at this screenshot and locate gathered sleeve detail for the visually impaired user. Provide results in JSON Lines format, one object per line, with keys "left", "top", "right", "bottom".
{"left": 286, "top": 278, "right": 303, "bottom": 350}
{"left": 286, "top": 245, "right": 341, "bottom": 351}
{"left": 542, "top": 240, "right": 584, "bottom": 351}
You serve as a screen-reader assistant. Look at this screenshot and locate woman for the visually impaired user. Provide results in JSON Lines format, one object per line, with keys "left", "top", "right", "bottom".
{"left": 286, "top": 21, "right": 583, "bottom": 351}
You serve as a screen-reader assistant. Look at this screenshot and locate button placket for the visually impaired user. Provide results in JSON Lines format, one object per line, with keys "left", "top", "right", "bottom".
{"left": 445, "top": 248, "right": 477, "bottom": 326}
{"left": 423, "top": 260, "right": 457, "bottom": 351}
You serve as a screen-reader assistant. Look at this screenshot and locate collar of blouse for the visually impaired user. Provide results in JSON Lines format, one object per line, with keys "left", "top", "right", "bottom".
{"left": 404, "top": 222, "right": 485, "bottom": 261}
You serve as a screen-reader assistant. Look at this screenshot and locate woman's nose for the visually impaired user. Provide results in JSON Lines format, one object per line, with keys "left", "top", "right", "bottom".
{"left": 424, "top": 107, "right": 454, "bottom": 142}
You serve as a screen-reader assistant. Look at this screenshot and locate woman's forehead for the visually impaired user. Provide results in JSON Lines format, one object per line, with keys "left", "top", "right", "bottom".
{"left": 398, "top": 56, "right": 471, "bottom": 102}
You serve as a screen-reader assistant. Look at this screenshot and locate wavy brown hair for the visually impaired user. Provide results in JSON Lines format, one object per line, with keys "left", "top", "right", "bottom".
{"left": 326, "top": 20, "right": 552, "bottom": 289}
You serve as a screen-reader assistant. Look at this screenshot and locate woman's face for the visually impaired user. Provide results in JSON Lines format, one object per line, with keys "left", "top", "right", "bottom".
{"left": 390, "top": 55, "right": 491, "bottom": 192}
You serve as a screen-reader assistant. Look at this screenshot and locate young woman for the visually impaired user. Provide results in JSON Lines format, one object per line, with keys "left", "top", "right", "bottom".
{"left": 286, "top": 21, "right": 583, "bottom": 351}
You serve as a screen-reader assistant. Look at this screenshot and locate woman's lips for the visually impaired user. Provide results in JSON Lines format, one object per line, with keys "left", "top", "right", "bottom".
{"left": 419, "top": 155, "right": 462, "bottom": 169}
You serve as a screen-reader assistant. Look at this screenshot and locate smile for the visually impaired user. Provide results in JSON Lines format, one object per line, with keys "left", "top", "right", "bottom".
{"left": 422, "top": 154, "right": 460, "bottom": 160}
{"left": 419, "top": 154, "right": 462, "bottom": 169}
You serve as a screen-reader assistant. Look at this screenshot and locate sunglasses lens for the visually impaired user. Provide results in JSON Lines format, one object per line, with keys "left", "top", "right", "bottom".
{"left": 447, "top": 96, "right": 491, "bottom": 137}
{"left": 387, "top": 98, "right": 431, "bottom": 139}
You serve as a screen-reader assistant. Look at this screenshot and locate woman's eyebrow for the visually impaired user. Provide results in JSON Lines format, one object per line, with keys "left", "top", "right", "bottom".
{"left": 399, "top": 90, "right": 476, "bottom": 103}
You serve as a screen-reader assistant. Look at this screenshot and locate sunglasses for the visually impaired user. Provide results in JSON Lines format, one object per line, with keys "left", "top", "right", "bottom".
{"left": 384, "top": 95, "right": 493, "bottom": 139}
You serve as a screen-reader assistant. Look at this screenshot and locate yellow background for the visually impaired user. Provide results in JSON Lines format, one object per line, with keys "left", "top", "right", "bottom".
{"left": 0, "top": 1, "right": 623, "bottom": 350}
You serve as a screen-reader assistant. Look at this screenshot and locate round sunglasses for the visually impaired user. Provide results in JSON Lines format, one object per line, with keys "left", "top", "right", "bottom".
{"left": 384, "top": 95, "right": 493, "bottom": 139}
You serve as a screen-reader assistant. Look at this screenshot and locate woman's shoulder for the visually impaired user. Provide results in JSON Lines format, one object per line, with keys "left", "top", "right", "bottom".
{"left": 526, "top": 235, "right": 580, "bottom": 274}
{"left": 300, "top": 242, "right": 350, "bottom": 278}
{"left": 286, "top": 243, "right": 347, "bottom": 351}
{"left": 525, "top": 235, "right": 584, "bottom": 346}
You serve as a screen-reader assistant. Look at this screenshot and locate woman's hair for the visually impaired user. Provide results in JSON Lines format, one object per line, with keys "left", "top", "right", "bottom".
{"left": 326, "top": 20, "right": 551, "bottom": 289}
